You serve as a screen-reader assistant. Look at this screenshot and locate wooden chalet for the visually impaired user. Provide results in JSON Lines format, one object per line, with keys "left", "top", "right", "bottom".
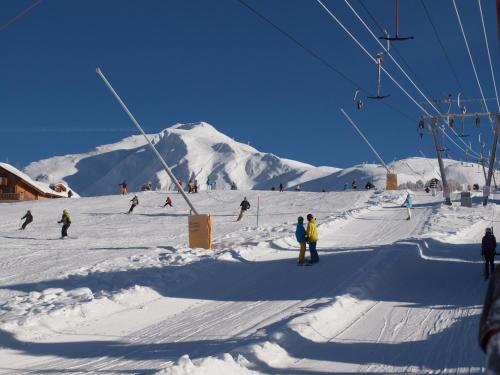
{"left": 0, "top": 163, "right": 68, "bottom": 202}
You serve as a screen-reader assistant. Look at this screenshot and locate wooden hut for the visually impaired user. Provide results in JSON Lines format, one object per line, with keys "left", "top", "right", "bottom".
{"left": 0, "top": 163, "right": 68, "bottom": 202}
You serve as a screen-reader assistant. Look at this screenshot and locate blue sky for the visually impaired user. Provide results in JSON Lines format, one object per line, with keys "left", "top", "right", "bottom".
{"left": 1, "top": 0, "right": 499, "bottom": 168}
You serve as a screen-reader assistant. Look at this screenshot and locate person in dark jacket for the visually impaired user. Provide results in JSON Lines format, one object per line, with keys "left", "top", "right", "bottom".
{"left": 479, "top": 267, "right": 500, "bottom": 373}
{"left": 20, "top": 210, "right": 33, "bottom": 230}
{"left": 279, "top": 183, "right": 284, "bottom": 192}
{"left": 237, "top": 197, "right": 250, "bottom": 221}
{"left": 128, "top": 195, "right": 139, "bottom": 214}
{"left": 483, "top": 227, "right": 497, "bottom": 280}
{"left": 295, "top": 216, "right": 307, "bottom": 264}
{"left": 58, "top": 209, "right": 71, "bottom": 238}
{"left": 119, "top": 181, "right": 128, "bottom": 195}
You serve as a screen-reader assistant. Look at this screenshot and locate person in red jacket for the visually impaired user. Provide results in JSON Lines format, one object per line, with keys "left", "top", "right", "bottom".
{"left": 163, "top": 196, "right": 173, "bottom": 208}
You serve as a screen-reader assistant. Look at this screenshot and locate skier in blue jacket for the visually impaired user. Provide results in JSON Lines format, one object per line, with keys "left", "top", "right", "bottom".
{"left": 402, "top": 193, "right": 413, "bottom": 220}
{"left": 295, "top": 216, "right": 307, "bottom": 264}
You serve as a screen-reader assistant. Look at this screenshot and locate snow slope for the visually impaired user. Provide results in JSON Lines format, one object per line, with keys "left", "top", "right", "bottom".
{"left": 24, "top": 122, "right": 336, "bottom": 196}
{"left": 0, "top": 188, "right": 492, "bottom": 374}
{"left": 296, "top": 157, "right": 488, "bottom": 191}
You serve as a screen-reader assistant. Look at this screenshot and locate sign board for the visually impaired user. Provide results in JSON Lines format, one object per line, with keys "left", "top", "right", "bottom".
{"left": 386, "top": 173, "right": 398, "bottom": 190}
{"left": 188, "top": 214, "right": 212, "bottom": 250}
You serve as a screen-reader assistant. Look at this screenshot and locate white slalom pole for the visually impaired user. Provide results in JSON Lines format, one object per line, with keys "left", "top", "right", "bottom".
{"left": 96, "top": 67, "right": 199, "bottom": 215}
{"left": 340, "top": 108, "right": 391, "bottom": 173}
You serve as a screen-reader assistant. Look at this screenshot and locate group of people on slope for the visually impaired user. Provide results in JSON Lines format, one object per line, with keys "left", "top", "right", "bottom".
{"left": 127, "top": 195, "right": 174, "bottom": 214}
{"left": 19, "top": 209, "right": 72, "bottom": 238}
{"left": 295, "top": 214, "right": 319, "bottom": 265}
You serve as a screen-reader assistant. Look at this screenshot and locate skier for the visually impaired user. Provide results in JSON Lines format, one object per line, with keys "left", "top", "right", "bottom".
{"left": 482, "top": 227, "right": 497, "bottom": 280}
{"left": 20, "top": 210, "right": 33, "bottom": 230}
{"left": 237, "top": 197, "right": 250, "bottom": 221}
{"left": 212, "top": 180, "right": 216, "bottom": 190}
{"left": 479, "top": 266, "right": 500, "bottom": 372}
{"left": 67, "top": 190, "right": 73, "bottom": 198}
{"left": 177, "top": 180, "right": 183, "bottom": 193}
{"left": 128, "top": 195, "right": 139, "bottom": 214}
{"left": 163, "top": 196, "right": 173, "bottom": 208}
{"left": 351, "top": 180, "right": 357, "bottom": 190}
{"left": 402, "top": 192, "right": 413, "bottom": 220}
{"left": 194, "top": 179, "right": 198, "bottom": 193}
{"left": 57, "top": 209, "right": 71, "bottom": 238}
{"left": 425, "top": 186, "right": 430, "bottom": 194}
{"left": 231, "top": 182, "right": 237, "bottom": 190}
{"left": 295, "top": 216, "right": 307, "bottom": 265}
{"left": 188, "top": 179, "right": 195, "bottom": 193}
{"left": 119, "top": 181, "right": 128, "bottom": 195}
{"left": 279, "top": 183, "right": 284, "bottom": 192}
{"left": 306, "top": 214, "right": 319, "bottom": 263}
{"left": 365, "top": 181, "right": 375, "bottom": 190}
{"left": 295, "top": 185, "right": 301, "bottom": 192}
{"left": 207, "top": 177, "right": 211, "bottom": 192}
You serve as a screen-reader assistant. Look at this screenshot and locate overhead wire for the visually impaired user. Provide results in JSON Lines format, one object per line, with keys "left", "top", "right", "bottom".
{"left": 357, "top": 0, "right": 434, "bottom": 99}
{"left": 478, "top": 0, "right": 500, "bottom": 113}
{"left": 452, "top": 0, "right": 494, "bottom": 130}
{"left": 315, "top": 0, "right": 480, "bottom": 158}
{"left": 420, "top": 0, "right": 466, "bottom": 96}
{"left": 342, "top": 0, "right": 481, "bottom": 158}
{"left": 235, "top": 0, "right": 418, "bottom": 124}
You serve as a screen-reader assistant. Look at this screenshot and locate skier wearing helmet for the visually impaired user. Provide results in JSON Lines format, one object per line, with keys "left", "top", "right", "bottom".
{"left": 306, "top": 214, "right": 319, "bottom": 264}
{"left": 295, "top": 216, "right": 307, "bottom": 265}
{"left": 482, "top": 227, "right": 497, "bottom": 280}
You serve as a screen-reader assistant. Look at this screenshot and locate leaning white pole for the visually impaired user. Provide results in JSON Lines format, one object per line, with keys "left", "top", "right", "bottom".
{"left": 96, "top": 67, "right": 199, "bottom": 215}
{"left": 340, "top": 108, "right": 391, "bottom": 173}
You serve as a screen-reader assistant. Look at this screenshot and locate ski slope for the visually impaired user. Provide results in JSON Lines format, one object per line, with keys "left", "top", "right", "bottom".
{"left": 0, "top": 189, "right": 491, "bottom": 374}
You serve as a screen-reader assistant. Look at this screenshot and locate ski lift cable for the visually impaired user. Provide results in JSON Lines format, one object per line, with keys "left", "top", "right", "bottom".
{"left": 235, "top": 0, "right": 417, "bottom": 124}
{"left": 357, "top": 0, "right": 434, "bottom": 99}
{"left": 478, "top": 0, "right": 500, "bottom": 113}
{"left": 0, "top": 0, "right": 42, "bottom": 32}
{"left": 342, "top": 0, "right": 481, "bottom": 158}
{"left": 315, "top": 0, "right": 480, "bottom": 159}
{"left": 452, "top": 0, "right": 494, "bottom": 131}
{"left": 420, "top": 0, "right": 466, "bottom": 97}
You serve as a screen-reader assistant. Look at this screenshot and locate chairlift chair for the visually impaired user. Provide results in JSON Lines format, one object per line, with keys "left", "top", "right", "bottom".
{"left": 367, "top": 53, "right": 390, "bottom": 99}
{"left": 378, "top": 0, "right": 414, "bottom": 42}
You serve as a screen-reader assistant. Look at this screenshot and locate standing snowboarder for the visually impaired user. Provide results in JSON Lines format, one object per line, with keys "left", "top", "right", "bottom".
{"left": 351, "top": 180, "right": 357, "bottom": 190}
{"left": 58, "top": 209, "right": 71, "bottom": 238}
{"left": 482, "top": 227, "right": 497, "bottom": 280}
{"left": 163, "top": 196, "right": 173, "bottom": 208}
{"left": 279, "top": 183, "right": 284, "bottom": 192}
{"left": 296, "top": 216, "right": 307, "bottom": 265}
{"left": 20, "top": 210, "right": 33, "bottom": 230}
{"left": 128, "top": 195, "right": 139, "bottom": 214}
{"left": 306, "top": 214, "right": 319, "bottom": 264}
{"left": 402, "top": 192, "right": 413, "bottom": 220}
{"left": 237, "top": 197, "right": 250, "bottom": 221}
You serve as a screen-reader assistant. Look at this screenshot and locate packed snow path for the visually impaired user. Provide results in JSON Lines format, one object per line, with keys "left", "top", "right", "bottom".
{"left": 0, "top": 190, "right": 488, "bottom": 373}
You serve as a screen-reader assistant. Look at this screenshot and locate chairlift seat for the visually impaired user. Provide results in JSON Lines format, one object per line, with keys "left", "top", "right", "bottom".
{"left": 367, "top": 95, "right": 390, "bottom": 100}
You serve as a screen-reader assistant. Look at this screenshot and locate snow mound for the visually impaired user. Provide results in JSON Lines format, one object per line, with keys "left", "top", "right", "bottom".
{"left": 155, "top": 354, "right": 260, "bottom": 375}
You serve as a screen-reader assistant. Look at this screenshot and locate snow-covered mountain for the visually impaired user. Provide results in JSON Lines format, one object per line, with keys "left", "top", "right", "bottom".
{"left": 24, "top": 122, "right": 337, "bottom": 196}
{"left": 24, "top": 121, "right": 489, "bottom": 196}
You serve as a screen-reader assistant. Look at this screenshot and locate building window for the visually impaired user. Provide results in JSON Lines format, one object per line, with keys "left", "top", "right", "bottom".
{"left": 0, "top": 177, "right": 7, "bottom": 186}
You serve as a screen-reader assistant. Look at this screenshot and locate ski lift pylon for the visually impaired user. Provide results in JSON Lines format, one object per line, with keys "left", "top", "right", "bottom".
{"left": 378, "top": 0, "right": 414, "bottom": 42}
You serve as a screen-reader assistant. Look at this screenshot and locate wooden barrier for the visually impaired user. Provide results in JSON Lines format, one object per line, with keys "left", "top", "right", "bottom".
{"left": 386, "top": 173, "right": 398, "bottom": 190}
{"left": 188, "top": 214, "right": 212, "bottom": 250}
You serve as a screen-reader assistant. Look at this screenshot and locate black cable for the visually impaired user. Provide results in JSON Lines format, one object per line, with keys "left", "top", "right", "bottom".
{"left": 357, "top": 0, "right": 435, "bottom": 99}
{"left": 420, "top": 0, "right": 466, "bottom": 96}
{"left": 236, "top": 0, "right": 417, "bottom": 124}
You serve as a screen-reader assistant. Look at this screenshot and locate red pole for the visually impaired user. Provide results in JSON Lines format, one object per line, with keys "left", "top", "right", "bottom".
{"left": 395, "top": 0, "right": 399, "bottom": 36}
